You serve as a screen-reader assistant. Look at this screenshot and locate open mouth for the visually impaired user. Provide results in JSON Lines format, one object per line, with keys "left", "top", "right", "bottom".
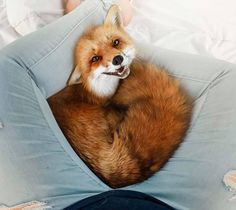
{"left": 102, "top": 66, "right": 130, "bottom": 79}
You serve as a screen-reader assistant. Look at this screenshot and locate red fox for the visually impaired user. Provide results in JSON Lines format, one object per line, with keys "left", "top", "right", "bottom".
{"left": 48, "top": 5, "right": 192, "bottom": 188}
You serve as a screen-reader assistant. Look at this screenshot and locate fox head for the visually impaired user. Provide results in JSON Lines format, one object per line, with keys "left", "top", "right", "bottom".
{"left": 68, "top": 5, "right": 136, "bottom": 98}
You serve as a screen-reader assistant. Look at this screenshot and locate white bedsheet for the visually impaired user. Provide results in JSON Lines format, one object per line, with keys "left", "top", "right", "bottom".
{"left": 127, "top": 0, "right": 236, "bottom": 64}
{"left": 0, "top": 0, "right": 236, "bottom": 64}
{"left": 0, "top": 0, "right": 63, "bottom": 48}
{"left": 0, "top": 0, "right": 20, "bottom": 48}
{"left": 6, "top": 0, "right": 63, "bottom": 36}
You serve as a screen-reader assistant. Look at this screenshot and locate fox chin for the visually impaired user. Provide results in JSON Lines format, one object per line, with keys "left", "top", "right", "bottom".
{"left": 48, "top": 5, "right": 192, "bottom": 188}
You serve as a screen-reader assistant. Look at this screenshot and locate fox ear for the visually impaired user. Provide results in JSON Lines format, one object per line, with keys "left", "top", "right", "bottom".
{"left": 104, "top": 5, "right": 123, "bottom": 27}
{"left": 67, "top": 65, "right": 81, "bottom": 86}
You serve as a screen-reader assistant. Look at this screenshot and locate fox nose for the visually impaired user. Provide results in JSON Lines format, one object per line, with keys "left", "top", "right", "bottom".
{"left": 112, "top": 55, "right": 124, "bottom": 66}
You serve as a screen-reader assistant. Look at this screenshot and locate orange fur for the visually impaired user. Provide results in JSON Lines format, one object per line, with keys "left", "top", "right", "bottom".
{"left": 48, "top": 5, "right": 192, "bottom": 188}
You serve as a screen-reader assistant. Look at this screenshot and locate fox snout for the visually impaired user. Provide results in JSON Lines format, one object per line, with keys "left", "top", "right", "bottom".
{"left": 112, "top": 55, "right": 124, "bottom": 66}
{"left": 67, "top": 5, "right": 136, "bottom": 98}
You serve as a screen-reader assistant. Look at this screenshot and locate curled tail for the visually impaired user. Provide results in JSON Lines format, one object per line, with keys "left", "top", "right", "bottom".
{"left": 102, "top": 62, "right": 192, "bottom": 187}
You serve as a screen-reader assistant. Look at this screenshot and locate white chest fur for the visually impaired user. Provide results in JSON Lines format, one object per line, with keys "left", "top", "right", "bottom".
{"left": 88, "top": 66, "right": 120, "bottom": 98}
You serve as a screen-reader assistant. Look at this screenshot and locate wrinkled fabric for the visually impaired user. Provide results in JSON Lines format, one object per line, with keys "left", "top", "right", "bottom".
{"left": 0, "top": 0, "right": 236, "bottom": 209}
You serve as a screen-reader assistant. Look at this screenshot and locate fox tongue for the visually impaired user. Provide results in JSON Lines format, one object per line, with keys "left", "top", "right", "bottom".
{"left": 102, "top": 66, "right": 129, "bottom": 78}
{"left": 119, "top": 67, "right": 130, "bottom": 79}
{"left": 117, "top": 66, "right": 125, "bottom": 74}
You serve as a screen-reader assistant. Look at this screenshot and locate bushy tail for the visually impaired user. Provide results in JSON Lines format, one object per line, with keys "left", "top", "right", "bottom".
{"left": 103, "top": 61, "right": 192, "bottom": 187}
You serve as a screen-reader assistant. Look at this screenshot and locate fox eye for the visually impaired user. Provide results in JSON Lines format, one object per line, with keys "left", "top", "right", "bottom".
{"left": 91, "top": 56, "right": 100, "bottom": 63}
{"left": 113, "top": 39, "right": 120, "bottom": 47}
